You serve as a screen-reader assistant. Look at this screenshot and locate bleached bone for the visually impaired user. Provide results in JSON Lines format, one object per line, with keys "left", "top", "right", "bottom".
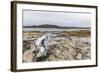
{"left": 35, "top": 33, "right": 57, "bottom": 57}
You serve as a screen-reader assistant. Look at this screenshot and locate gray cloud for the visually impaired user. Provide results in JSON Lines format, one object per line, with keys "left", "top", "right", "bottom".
{"left": 23, "top": 10, "right": 91, "bottom": 27}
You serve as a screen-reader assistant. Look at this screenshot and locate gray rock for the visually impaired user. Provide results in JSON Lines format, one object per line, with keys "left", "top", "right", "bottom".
{"left": 23, "top": 32, "right": 91, "bottom": 62}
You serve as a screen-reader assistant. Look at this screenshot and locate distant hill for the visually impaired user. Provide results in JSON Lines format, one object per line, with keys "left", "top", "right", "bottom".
{"left": 23, "top": 24, "right": 60, "bottom": 28}
{"left": 36, "top": 24, "right": 61, "bottom": 28}
{"left": 23, "top": 24, "right": 90, "bottom": 29}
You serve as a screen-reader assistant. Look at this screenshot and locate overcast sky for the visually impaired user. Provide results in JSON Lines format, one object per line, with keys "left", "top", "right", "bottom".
{"left": 23, "top": 10, "right": 91, "bottom": 27}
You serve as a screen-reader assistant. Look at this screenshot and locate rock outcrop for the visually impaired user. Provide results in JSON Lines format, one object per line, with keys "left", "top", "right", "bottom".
{"left": 23, "top": 32, "right": 91, "bottom": 62}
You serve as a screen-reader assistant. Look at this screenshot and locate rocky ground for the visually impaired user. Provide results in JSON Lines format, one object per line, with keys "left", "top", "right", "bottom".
{"left": 22, "top": 31, "right": 91, "bottom": 63}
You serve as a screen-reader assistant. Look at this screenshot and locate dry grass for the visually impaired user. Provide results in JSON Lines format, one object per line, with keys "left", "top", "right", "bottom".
{"left": 63, "top": 30, "right": 90, "bottom": 37}
{"left": 24, "top": 30, "right": 90, "bottom": 37}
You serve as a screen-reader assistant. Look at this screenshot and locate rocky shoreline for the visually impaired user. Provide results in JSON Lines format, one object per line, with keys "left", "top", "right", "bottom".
{"left": 22, "top": 32, "right": 91, "bottom": 62}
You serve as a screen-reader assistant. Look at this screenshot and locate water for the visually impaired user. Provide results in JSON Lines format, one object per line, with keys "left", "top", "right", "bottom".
{"left": 23, "top": 28, "right": 90, "bottom": 32}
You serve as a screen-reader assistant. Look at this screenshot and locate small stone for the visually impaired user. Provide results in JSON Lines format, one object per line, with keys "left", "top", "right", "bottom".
{"left": 76, "top": 53, "right": 82, "bottom": 59}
